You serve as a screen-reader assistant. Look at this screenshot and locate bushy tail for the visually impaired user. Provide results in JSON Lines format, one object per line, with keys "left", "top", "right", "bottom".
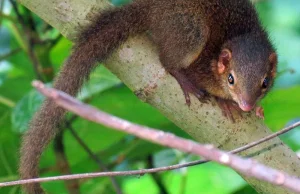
{"left": 20, "top": 2, "right": 149, "bottom": 193}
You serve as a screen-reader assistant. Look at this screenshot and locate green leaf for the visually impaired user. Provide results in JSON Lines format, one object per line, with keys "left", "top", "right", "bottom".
{"left": 11, "top": 89, "right": 44, "bottom": 133}
{"left": 50, "top": 37, "right": 72, "bottom": 70}
{"left": 10, "top": 64, "right": 121, "bottom": 134}
{"left": 262, "top": 86, "right": 300, "bottom": 130}
{"left": 164, "top": 163, "right": 246, "bottom": 194}
{"left": 79, "top": 66, "right": 122, "bottom": 100}
{"left": 122, "top": 163, "right": 246, "bottom": 194}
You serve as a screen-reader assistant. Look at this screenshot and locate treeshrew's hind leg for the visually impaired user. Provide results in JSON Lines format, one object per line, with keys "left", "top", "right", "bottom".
{"left": 150, "top": 8, "right": 209, "bottom": 106}
{"left": 169, "top": 69, "right": 207, "bottom": 106}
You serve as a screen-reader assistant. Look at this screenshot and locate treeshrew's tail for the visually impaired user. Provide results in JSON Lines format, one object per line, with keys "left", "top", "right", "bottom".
{"left": 20, "top": 2, "right": 149, "bottom": 193}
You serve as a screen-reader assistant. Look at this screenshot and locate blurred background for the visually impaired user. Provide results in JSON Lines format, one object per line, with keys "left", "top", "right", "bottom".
{"left": 0, "top": 0, "right": 299, "bottom": 193}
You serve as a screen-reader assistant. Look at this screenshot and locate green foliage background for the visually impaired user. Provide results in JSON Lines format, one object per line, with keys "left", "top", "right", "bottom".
{"left": 0, "top": 0, "right": 299, "bottom": 193}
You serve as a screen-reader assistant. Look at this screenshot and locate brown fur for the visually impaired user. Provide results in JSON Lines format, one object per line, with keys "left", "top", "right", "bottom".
{"left": 20, "top": 0, "right": 276, "bottom": 193}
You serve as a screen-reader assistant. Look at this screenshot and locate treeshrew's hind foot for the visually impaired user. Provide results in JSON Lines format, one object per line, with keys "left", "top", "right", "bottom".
{"left": 169, "top": 70, "right": 207, "bottom": 106}
{"left": 215, "top": 97, "right": 242, "bottom": 122}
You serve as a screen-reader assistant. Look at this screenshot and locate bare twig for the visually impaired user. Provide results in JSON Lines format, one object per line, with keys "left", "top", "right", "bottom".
{"left": 0, "top": 165, "right": 240, "bottom": 187}
{"left": 13, "top": 80, "right": 299, "bottom": 193}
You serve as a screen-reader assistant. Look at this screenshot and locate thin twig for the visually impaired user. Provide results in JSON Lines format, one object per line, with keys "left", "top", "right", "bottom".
{"left": 0, "top": 165, "right": 239, "bottom": 187}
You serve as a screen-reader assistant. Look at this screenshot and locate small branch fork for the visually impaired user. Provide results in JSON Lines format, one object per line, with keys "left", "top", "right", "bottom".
{"left": 2, "top": 81, "right": 300, "bottom": 193}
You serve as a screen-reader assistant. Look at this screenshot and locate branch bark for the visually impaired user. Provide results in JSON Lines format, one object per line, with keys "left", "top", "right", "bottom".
{"left": 18, "top": 0, "right": 300, "bottom": 193}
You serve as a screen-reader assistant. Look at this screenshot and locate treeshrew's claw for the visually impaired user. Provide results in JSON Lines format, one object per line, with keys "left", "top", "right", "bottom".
{"left": 255, "top": 106, "right": 264, "bottom": 119}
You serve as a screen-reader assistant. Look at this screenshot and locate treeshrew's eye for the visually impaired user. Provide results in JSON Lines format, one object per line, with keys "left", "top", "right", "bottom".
{"left": 262, "top": 77, "right": 269, "bottom": 89}
{"left": 228, "top": 73, "right": 234, "bottom": 85}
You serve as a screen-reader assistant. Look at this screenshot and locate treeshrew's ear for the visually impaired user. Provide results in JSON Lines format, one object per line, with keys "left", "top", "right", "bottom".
{"left": 269, "top": 52, "right": 277, "bottom": 77}
{"left": 217, "top": 49, "right": 232, "bottom": 74}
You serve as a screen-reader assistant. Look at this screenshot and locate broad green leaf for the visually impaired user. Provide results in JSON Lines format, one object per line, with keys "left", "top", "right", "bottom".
{"left": 262, "top": 86, "right": 300, "bottom": 130}
{"left": 79, "top": 66, "right": 122, "bottom": 100}
{"left": 10, "top": 64, "right": 121, "bottom": 133}
{"left": 50, "top": 37, "right": 72, "bottom": 69}
{"left": 11, "top": 89, "right": 44, "bottom": 133}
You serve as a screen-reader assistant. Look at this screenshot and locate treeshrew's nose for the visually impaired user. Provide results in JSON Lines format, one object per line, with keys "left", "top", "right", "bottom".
{"left": 239, "top": 99, "right": 254, "bottom": 112}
